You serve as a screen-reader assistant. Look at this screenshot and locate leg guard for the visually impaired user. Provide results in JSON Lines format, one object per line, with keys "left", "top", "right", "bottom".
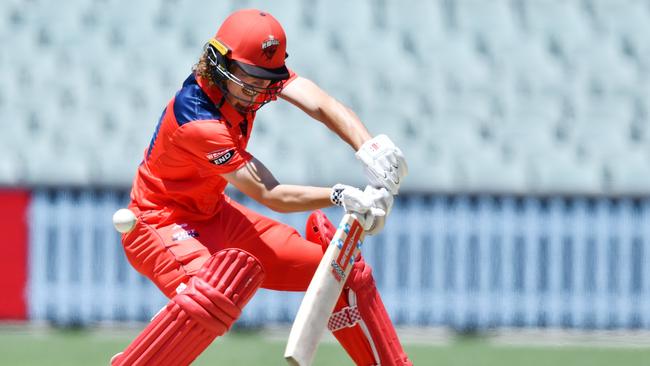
{"left": 305, "top": 209, "right": 337, "bottom": 248}
{"left": 111, "top": 248, "right": 265, "bottom": 366}
{"left": 328, "top": 288, "right": 378, "bottom": 365}
{"left": 345, "top": 259, "right": 412, "bottom": 366}
{"left": 306, "top": 210, "right": 411, "bottom": 366}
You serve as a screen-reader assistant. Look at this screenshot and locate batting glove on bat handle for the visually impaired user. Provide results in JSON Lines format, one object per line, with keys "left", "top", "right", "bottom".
{"left": 330, "top": 184, "right": 387, "bottom": 215}
{"left": 362, "top": 185, "right": 394, "bottom": 235}
{"left": 331, "top": 184, "right": 391, "bottom": 233}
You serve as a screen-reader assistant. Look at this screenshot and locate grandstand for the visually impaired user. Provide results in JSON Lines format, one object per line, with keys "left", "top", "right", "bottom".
{"left": 1, "top": 0, "right": 648, "bottom": 193}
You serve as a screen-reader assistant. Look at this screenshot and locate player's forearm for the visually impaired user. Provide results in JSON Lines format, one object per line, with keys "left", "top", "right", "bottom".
{"left": 262, "top": 184, "right": 333, "bottom": 213}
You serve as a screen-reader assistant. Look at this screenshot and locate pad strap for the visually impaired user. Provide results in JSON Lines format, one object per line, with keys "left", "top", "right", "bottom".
{"left": 328, "top": 305, "right": 362, "bottom": 332}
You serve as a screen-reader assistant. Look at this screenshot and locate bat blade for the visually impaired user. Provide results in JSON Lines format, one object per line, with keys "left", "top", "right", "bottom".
{"left": 284, "top": 213, "right": 365, "bottom": 366}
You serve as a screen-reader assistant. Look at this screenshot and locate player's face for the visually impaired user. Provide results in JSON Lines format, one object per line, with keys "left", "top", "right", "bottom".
{"left": 225, "top": 65, "right": 272, "bottom": 111}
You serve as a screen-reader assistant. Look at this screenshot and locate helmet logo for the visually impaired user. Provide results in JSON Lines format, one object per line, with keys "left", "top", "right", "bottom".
{"left": 261, "top": 35, "right": 280, "bottom": 60}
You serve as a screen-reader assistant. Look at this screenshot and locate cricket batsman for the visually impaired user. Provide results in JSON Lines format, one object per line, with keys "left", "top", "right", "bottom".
{"left": 111, "top": 9, "right": 412, "bottom": 365}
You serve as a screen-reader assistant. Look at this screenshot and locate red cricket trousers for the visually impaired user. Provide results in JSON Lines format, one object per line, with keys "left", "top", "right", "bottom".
{"left": 122, "top": 197, "right": 324, "bottom": 299}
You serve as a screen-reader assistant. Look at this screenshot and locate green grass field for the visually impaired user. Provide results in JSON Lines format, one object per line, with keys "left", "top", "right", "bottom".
{"left": 0, "top": 327, "right": 649, "bottom": 366}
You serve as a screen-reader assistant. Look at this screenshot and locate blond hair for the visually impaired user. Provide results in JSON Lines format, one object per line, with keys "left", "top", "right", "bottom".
{"left": 192, "top": 47, "right": 219, "bottom": 86}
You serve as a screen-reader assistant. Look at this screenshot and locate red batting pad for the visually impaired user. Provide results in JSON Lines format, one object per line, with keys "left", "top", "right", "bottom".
{"left": 305, "top": 209, "right": 337, "bottom": 250}
{"left": 329, "top": 289, "right": 378, "bottom": 366}
{"left": 112, "top": 249, "right": 264, "bottom": 366}
{"left": 347, "top": 259, "right": 413, "bottom": 366}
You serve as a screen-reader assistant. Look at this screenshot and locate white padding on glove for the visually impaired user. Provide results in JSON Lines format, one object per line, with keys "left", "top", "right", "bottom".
{"left": 362, "top": 185, "right": 393, "bottom": 235}
{"left": 355, "top": 134, "right": 408, "bottom": 195}
{"left": 331, "top": 184, "right": 386, "bottom": 217}
{"left": 331, "top": 184, "right": 393, "bottom": 235}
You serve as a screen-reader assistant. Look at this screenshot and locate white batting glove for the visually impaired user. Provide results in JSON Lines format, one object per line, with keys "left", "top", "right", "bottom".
{"left": 363, "top": 186, "right": 393, "bottom": 235}
{"left": 330, "top": 184, "right": 393, "bottom": 235}
{"left": 355, "top": 134, "right": 408, "bottom": 195}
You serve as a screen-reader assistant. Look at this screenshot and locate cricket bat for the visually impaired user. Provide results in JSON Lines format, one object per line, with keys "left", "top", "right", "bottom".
{"left": 284, "top": 212, "right": 366, "bottom": 366}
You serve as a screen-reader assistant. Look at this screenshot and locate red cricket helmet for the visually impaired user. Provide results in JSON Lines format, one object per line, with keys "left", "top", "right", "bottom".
{"left": 203, "top": 9, "right": 290, "bottom": 112}
{"left": 213, "top": 9, "right": 289, "bottom": 80}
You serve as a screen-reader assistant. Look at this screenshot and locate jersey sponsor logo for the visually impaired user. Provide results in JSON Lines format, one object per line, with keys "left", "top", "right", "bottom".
{"left": 206, "top": 148, "right": 236, "bottom": 165}
{"left": 171, "top": 228, "right": 199, "bottom": 242}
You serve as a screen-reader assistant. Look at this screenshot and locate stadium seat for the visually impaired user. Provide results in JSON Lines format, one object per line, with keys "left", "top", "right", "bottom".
{"left": 573, "top": 42, "right": 638, "bottom": 95}
{"left": 94, "top": 135, "right": 143, "bottom": 186}
{"left": 504, "top": 39, "right": 565, "bottom": 96}
{"left": 571, "top": 95, "right": 635, "bottom": 160}
{"left": 455, "top": 0, "right": 520, "bottom": 53}
{"left": 0, "top": 105, "right": 33, "bottom": 152}
{"left": 385, "top": 0, "right": 445, "bottom": 53}
{"left": 457, "top": 143, "right": 528, "bottom": 194}
{"left": 406, "top": 140, "right": 459, "bottom": 192}
{"left": 605, "top": 147, "right": 650, "bottom": 193}
{"left": 525, "top": 0, "right": 593, "bottom": 43}
{"left": 529, "top": 146, "right": 602, "bottom": 194}
{"left": 0, "top": 145, "right": 22, "bottom": 185}
{"left": 318, "top": 0, "right": 374, "bottom": 35}
{"left": 435, "top": 34, "right": 492, "bottom": 95}
{"left": 588, "top": 0, "right": 650, "bottom": 38}
{"left": 256, "top": 0, "right": 303, "bottom": 37}
{"left": 25, "top": 139, "right": 92, "bottom": 186}
{"left": 498, "top": 107, "right": 563, "bottom": 167}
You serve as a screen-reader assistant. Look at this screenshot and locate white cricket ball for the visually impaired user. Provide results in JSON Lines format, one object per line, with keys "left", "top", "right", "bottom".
{"left": 112, "top": 208, "right": 137, "bottom": 234}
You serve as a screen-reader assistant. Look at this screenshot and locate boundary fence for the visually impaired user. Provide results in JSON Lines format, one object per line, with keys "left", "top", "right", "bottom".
{"left": 28, "top": 189, "right": 650, "bottom": 330}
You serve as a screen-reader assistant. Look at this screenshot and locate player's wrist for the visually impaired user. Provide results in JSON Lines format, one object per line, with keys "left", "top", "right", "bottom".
{"left": 330, "top": 184, "right": 346, "bottom": 206}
